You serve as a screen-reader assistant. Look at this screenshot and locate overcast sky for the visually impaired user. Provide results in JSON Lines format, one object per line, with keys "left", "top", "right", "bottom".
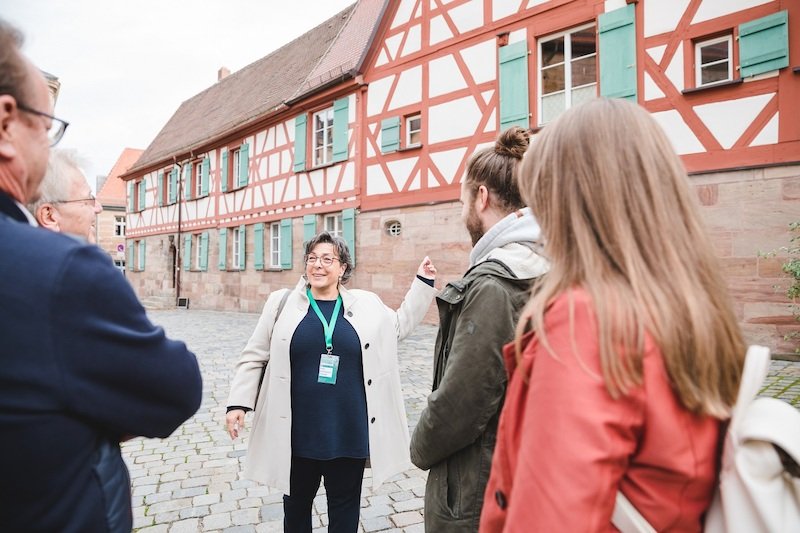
{"left": 5, "top": 0, "right": 355, "bottom": 189}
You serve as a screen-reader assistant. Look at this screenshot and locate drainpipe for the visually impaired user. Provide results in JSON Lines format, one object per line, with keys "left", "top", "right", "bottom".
{"left": 174, "top": 155, "right": 184, "bottom": 306}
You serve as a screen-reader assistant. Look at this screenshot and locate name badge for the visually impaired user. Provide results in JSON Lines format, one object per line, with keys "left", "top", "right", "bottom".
{"left": 318, "top": 353, "right": 340, "bottom": 385}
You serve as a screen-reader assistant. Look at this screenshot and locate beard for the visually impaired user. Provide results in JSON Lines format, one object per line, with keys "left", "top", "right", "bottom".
{"left": 465, "top": 204, "right": 484, "bottom": 246}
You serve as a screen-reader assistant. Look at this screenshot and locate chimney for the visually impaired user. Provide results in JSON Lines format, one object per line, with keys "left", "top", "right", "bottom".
{"left": 218, "top": 66, "right": 231, "bottom": 82}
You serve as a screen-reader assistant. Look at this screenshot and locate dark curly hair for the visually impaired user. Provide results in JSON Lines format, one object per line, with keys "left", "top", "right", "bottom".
{"left": 303, "top": 231, "right": 354, "bottom": 284}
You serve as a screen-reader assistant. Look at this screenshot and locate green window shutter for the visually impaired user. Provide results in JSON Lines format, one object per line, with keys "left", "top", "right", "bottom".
{"left": 599, "top": 4, "right": 637, "bottom": 101}
{"left": 238, "top": 142, "right": 250, "bottom": 187}
{"left": 380, "top": 117, "right": 400, "bottom": 153}
{"left": 218, "top": 228, "right": 227, "bottom": 270}
{"left": 221, "top": 150, "right": 229, "bottom": 192}
{"left": 128, "top": 182, "right": 134, "bottom": 212}
{"left": 157, "top": 171, "right": 164, "bottom": 206}
{"left": 254, "top": 223, "right": 265, "bottom": 270}
{"left": 139, "top": 240, "right": 146, "bottom": 271}
{"left": 138, "top": 180, "right": 146, "bottom": 211}
{"left": 342, "top": 208, "right": 356, "bottom": 266}
{"left": 201, "top": 158, "right": 210, "bottom": 196}
{"left": 169, "top": 168, "right": 178, "bottom": 204}
{"left": 332, "top": 97, "right": 349, "bottom": 162}
{"left": 238, "top": 224, "right": 246, "bottom": 270}
{"left": 739, "top": 10, "right": 789, "bottom": 78}
{"left": 200, "top": 232, "right": 209, "bottom": 271}
{"left": 294, "top": 114, "right": 307, "bottom": 172}
{"left": 499, "top": 41, "right": 530, "bottom": 130}
{"left": 303, "top": 214, "right": 317, "bottom": 244}
{"left": 184, "top": 163, "right": 193, "bottom": 200}
{"left": 280, "top": 218, "right": 293, "bottom": 269}
{"left": 127, "top": 240, "right": 134, "bottom": 269}
{"left": 183, "top": 234, "right": 192, "bottom": 270}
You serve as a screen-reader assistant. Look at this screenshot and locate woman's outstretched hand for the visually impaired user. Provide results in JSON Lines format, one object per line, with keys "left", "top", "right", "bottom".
{"left": 417, "top": 256, "right": 437, "bottom": 280}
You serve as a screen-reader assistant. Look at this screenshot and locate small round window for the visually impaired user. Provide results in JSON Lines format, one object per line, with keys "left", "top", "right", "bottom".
{"left": 385, "top": 220, "right": 402, "bottom": 237}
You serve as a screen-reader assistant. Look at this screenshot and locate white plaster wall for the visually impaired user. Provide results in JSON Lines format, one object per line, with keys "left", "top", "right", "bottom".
{"left": 750, "top": 113, "right": 779, "bottom": 147}
{"left": 430, "top": 147, "right": 468, "bottom": 184}
{"left": 494, "top": 0, "right": 521, "bottom": 21}
{"left": 430, "top": 54, "right": 468, "bottom": 97}
{"left": 429, "top": 96, "right": 483, "bottom": 144}
{"left": 402, "top": 24, "right": 422, "bottom": 56}
{"left": 461, "top": 39, "right": 497, "bottom": 84}
{"left": 693, "top": 0, "right": 773, "bottom": 24}
{"left": 694, "top": 93, "right": 774, "bottom": 149}
{"left": 651, "top": 110, "right": 705, "bottom": 155}
{"left": 387, "top": 157, "right": 419, "bottom": 191}
{"left": 367, "top": 164, "right": 393, "bottom": 195}
{"left": 430, "top": 15, "right": 454, "bottom": 46}
{"left": 664, "top": 42, "right": 685, "bottom": 92}
{"left": 368, "top": 75, "right": 395, "bottom": 117}
{"left": 389, "top": 66, "right": 422, "bottom": 110}
{"left": 392, "top": 0, "right": 417, "bottom": 29}
{"left": 448, "top": 0, "right": 483, "bottom": 35}
{"left": 644, "top": 0, "right": 690, "bottom": 37}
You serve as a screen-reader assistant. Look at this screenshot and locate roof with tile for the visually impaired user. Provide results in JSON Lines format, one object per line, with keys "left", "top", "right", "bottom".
{"left": 98, "top": 148, "right": 144, "bottom": 206}
{"left": 127, "top": 1, "right": 386, "bottom": 176}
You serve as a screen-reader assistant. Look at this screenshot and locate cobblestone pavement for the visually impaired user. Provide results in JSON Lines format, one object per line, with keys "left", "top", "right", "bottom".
{"left": 123, "top": 309, "right": 800, "bottom": 532}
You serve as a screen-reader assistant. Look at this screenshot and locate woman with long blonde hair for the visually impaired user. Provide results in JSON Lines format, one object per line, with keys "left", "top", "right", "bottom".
{"left": 480, "top": 98, "right": 745, "bottom": 532}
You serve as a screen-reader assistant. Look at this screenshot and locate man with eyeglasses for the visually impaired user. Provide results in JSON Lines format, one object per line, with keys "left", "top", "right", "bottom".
{"left": 27, "top": 148, "right": 103, "bottom": 243}
{"left": 0, "top": 18, "right": 202, "bottom": 532}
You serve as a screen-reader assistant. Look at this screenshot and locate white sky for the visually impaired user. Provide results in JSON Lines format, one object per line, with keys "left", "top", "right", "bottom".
{"left": 5, "top": 0, "right": 356, "bottom": 189}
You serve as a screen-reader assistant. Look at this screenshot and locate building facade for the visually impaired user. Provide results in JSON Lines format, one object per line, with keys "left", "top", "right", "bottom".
{"left": 96, "top": 148, "right": 142, "bottom": 274}
{"left": 122, "top": 0, "right": 800, "bottom": 352}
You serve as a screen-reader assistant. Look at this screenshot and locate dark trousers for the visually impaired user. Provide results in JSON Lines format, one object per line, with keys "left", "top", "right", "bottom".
{"left": 283, "top": 456, "right": 366, "bottom": 533}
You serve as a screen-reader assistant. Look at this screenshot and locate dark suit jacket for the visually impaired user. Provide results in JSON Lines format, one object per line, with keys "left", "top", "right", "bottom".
{"left": 0, "top": 191, "right": 203, "bottom": 532}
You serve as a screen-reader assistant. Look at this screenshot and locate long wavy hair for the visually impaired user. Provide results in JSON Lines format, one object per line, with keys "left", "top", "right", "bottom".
{"left": 516, "top": 98, "right": 744, "bottom": 418}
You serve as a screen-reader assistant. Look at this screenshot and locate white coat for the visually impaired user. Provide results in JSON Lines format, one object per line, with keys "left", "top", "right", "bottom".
{"left": 226, "top": 276, "right": 437, "bottom": 493}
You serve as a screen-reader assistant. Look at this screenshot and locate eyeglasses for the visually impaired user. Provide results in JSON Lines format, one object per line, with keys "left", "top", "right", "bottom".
{"left": 305, "top": 254, "right": 341, "bottom": 267}
{"left": 17, "top": 103, "right": 69, "bottom": 147}
{"left": 53, "top": 194, "right": 96, "bottom": 206}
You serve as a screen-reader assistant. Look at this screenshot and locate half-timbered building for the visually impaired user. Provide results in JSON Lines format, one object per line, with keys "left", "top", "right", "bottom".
{"left": 122, "top": 0, "right": 799, "bottom": 351}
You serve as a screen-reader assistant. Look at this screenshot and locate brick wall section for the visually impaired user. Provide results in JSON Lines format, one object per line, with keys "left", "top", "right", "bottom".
{"left": 126, "top": 164, "right": 800, "bottom": 353}
{"left": 96, "top": 208, "right": 126, "bottom": 262}
{"left": 692, "top": 163, "right": 800, "bottom": 354}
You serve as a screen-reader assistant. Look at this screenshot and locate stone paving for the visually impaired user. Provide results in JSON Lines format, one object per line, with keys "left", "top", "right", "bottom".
{"left": 123, "top": 309, "right": 800, "bottom": 533}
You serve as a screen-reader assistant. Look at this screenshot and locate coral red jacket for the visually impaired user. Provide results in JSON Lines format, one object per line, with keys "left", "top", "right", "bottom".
{"left": 479, "top": 289, "right": 721, "bottom": 532}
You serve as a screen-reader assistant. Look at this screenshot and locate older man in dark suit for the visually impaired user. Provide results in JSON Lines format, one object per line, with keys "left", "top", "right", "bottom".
{"left": 0, "top": 19, "right": 202, "bottom": 532}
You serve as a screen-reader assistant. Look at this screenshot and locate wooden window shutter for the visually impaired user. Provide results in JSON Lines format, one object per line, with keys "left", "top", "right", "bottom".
{"left": 381, "top": 117, "right": 401, "bottom": 153}
{"left": 599, "top": 4, "right": 638, "bottom": 101}
{"left": 169, "top": 168, "right": 178, "bottom": 204}
{"left": 128, "top": 181, "right": 134, "bottom": 212}
{"left": 739, "top": 10, "right": 788, "bottom": 78}
{"left": 157, "top": 171, "right": 164, "bottom": 206}
{"left": 200, "top": 232, "right": 209, "bottom": 271}
{"left": 184, "top": 163, "right": 193, "bottom": 200}
{"left": 201, "top": 158, "right": 210, "bottom": 196}
{"left": 238, "top": 224, "right": 246, "bottom": 270}
{"left": 238, "top": 142, "right": 250, "bottom": 188}
{"left": 303, "top": 214, "right": 317, "bottom": 245}
{"left": 280, "top": 219, "right": 293, "bottom": 269}
{"left": 254, "top": 223, "right": 265, "bottom": 271}
{"left": 139, "top": 240, "right": 146, "bottom": 270}
{"left": 138, "top": 180, "right": 146, "bottom": 211}
{"left": 499, "top": 41, "right": 530, "bottom": 130}
{"left": 218, "top": 228, "right": 227, "bottom": 270}
{"left": 342, "top": 208, "right": 356, "bottom": 266}
{"left": 332, "top": 97, "right": 349, "bottom": 162}
{"left": 294, "top": 114, "right": 307, "bottom": 172}
{"left": 221, "top": 150, "right": 229, "bottom": 192}
{"left": 183, "top": 235, "right": 192, "bottom": 270}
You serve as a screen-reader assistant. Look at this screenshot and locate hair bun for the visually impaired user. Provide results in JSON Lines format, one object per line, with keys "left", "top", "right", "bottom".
{"left": 494, "top": 126, "right": 530, "bottom": 160}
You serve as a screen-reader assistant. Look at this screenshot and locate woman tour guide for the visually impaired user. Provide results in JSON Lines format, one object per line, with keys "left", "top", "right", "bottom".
{"left": 226, "top": 231, "right": 437, "bottom": 532}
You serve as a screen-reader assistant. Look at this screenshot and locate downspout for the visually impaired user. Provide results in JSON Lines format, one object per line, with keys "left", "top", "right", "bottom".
{"left": 174, "top": 155, "right": 184, "bottom": 306}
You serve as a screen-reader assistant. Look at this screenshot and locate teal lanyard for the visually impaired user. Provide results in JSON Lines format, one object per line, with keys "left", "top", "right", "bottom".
{"left": 306, "top": 287, "right": 342, "bottom": 354}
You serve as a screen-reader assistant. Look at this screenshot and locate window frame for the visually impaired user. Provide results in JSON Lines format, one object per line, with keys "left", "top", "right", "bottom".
{"left": 114, "top": 216, "right": 126, "bottom": 236}
{"left": 231, "top": 226, "right": 242, "bottom": 270}
{"left": 537, "top": 22, "right": 598, "bottom": 126}
{"left": 192, "top": 233, "right": 203, "bottom": 270}
{"left": 312, "top": 106, "right": 335, "bottom": 167}
{"left": 694, "top": 34, "right": 734, "bottom": 88}
{"left": 324, "top": 213, "right": 343, "bottom": 238}
{"left": 270, "top": 222, "right": 281, "bottom": 268}
{"left": 404, "top": 113, "right": 422, "bottom": 149}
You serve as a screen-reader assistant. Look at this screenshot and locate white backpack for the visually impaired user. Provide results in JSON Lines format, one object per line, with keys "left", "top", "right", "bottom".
{"left": 613, "top": 345, "right": 800, "bottom": 533}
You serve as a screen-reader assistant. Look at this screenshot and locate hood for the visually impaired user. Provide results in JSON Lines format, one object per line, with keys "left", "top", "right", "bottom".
{"left": 470, "top": 207, "right": 548, "bottom": 280}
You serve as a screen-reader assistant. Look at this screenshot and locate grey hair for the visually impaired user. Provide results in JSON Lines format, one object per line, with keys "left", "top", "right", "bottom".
{"left": 304, "top": 231, "right": 354, "bottom": 284}
{"left": 0, "top": 18, "right": 29, "bottom": 106}
{"left": 26, "top": 148, "right": 88, "bottom": 213}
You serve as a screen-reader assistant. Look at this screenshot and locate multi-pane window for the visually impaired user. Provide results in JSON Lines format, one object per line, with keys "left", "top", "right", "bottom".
{"left": 405, "top": 114, "right": 421, "bottom": 147}
{"left": 232, "top": 226, "right": 242, "bottom": 269}
{"left": 193, "top": 233, "right": 203, "bottom": 269}
{"left": 114, "top": 216, "right": 125, "bottom": 236}
{"left": 231, "top": 148, "right": 240, "bottom": 189}
{"left": 539, "top": 24, "right": 597, "bottom": 124}
{"left": 325, "top": 213, "right": 342, "bottom": 238}
{"left": 695, "top": 35, "right": 733, "bottom": 87}
{"left": 270, "top": 222, "right": 281, "bottom": 268}
{"left": 313, "top": 107, "right": 334, "bottom": 166}
{"left": 195, "top": 162, "right": 203, "bottom": 198}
